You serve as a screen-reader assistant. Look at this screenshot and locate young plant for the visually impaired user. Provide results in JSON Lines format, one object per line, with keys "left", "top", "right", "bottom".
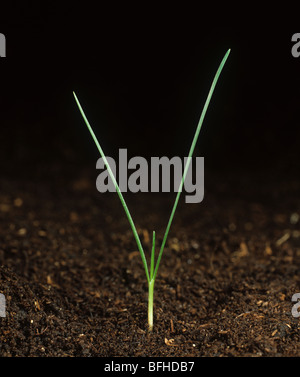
{"left": 73, "top": 49, "right": 230, "bottom": 331}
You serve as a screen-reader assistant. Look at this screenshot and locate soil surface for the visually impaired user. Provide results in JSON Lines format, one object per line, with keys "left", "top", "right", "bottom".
{"left": 0, "top": 164, "right": 299, "bottom": 357}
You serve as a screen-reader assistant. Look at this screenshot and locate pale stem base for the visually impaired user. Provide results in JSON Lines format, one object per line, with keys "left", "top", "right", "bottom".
{"left": 148, "top": 279, "right": 155, "bottom": 331}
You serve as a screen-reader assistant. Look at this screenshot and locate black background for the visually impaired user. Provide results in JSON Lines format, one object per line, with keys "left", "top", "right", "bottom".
{"left": 0, "top": 5, "right": 299, "bottom": 177}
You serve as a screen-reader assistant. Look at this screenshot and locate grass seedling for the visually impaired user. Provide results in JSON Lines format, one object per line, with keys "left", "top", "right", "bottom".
{"left": 73, "top": 49, "right": 230, "bottom": 331}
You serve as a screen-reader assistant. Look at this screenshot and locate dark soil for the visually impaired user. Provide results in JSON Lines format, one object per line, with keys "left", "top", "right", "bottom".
{"left": 0, "top": 165, "right": 299, "bottom": 357}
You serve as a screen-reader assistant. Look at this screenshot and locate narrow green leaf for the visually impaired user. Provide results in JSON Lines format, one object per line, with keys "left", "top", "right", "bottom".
{"left": 150, "top": 231, "right": 156, "bottom": 280}
{"left": 73, "top": 92, "right": 150, "bottom": 283}
{"left": 152, "top": 49, "right": 231, "bottom": 282}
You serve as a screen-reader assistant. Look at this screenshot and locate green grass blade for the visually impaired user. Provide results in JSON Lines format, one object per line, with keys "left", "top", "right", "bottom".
{"left": 73, "top": 92, "right": 150, "bottom": 283}
{"left": 152, "top": 49, "right": 231, "bottom": 282}
{"left": 150, "top": 231, "right": 156, "bottom": 280}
